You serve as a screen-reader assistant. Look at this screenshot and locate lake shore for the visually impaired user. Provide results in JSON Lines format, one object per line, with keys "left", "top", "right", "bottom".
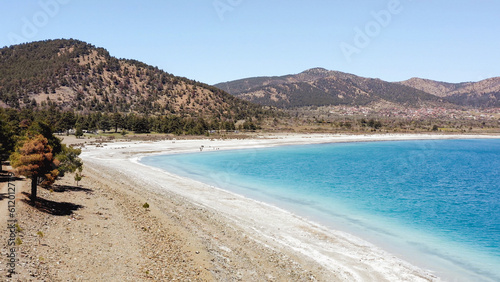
{"left": 4, "top": 133, "right": 499, "bottom": 280}
{"left": 81, "top": 133, "right": 499, "bottom": 280}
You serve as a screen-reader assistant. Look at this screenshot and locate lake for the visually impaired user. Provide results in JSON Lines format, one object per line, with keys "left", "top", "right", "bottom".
{"left": 141, "top": 139, "right": 500, "bottom": 281}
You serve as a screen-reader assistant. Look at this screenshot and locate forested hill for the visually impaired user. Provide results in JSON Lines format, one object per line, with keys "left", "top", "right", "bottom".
{"left": 215, "top": 68, "right": 446, "bottom": 109}
{"left": 0, "top": 39, "right": 266, "bottom": 120}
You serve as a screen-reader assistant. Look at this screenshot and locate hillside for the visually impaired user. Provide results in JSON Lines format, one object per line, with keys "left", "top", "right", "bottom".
{"left": 399, "top": 77, "right": 500, "bottom": 107}
{"left": 0, "top": 39, "right": 266, "bottom": 120}
{"left": 215, "top": 68, "right": 446, "bottom": 109}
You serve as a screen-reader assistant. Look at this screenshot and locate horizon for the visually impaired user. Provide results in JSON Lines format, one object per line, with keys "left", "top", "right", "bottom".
{"left": 1, "top": 1, "right": 499, "bottom": 85}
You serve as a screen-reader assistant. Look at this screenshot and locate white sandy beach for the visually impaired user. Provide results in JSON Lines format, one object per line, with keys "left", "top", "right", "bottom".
{"left": 80, "top": 133, "right": 500, "bottom": 281}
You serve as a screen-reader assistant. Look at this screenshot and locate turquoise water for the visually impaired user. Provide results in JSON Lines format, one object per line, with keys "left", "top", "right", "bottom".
{"left": 141, "top": 139, "right": 500, "bottom": 281}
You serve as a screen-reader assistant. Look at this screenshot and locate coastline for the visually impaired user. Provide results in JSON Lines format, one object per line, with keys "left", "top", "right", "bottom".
{"left": 79, "top": 133, "right": 499, "bottom": 280}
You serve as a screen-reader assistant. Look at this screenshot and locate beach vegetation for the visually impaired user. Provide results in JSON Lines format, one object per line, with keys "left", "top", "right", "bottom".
{"left": 56, "top": 144, "right": 83, "bottom": 177}
{"left": 74, "top": 170, "right": 83, "bottom": 186}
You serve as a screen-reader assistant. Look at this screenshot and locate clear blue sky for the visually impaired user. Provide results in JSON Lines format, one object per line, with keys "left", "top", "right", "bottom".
{"left": 1, "top": 0, "right": 499, "bottom": 84}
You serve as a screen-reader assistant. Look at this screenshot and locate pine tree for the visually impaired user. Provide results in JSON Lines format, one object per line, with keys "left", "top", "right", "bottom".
{"left": 10, "top": 134, "right": 59, "bottom": 203}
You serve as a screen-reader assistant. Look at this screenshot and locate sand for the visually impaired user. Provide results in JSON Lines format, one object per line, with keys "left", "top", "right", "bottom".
{"left": 2, "top": 133, "right": 498, "bottom": 281}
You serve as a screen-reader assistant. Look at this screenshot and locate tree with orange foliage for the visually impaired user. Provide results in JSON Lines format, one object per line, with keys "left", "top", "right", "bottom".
{"left": 10, "top": 134, "right": 60, "bottom": 203}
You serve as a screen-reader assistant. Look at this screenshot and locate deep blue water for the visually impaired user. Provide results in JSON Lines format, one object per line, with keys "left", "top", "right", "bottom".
{"left": 141, "top": 139, "right": 500, "bottom": 281}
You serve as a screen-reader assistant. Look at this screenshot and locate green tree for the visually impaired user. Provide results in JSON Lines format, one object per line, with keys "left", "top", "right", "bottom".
{"left": 367, "top": 119, "right": 382, "bottom": 130}
{"left": 99, "top": 118, "right": 111, "bottom": 132}
{"left": 162, "top": 116, "right": 183, "bottom": 135}
{"left": 75, "top": 125, "right": 84, "bottom": 138}
{"left": 242, "top": 120, "right": 257, "bottom": 131}
{"left": 223, "top": 120, "right": 235, "bottom": 131}
{"left": 56, "top": 111, "right": 76, "bottom": 133}
{"left": 74, "top": 169, "right": 83, "bottom": 186}
{"left": 56, "top": 144, "right": 83, "bottom": 177}
{"left": 133, "top": 117, "right": 150, "bottom": 133}
{"left": 0, "top": 113, "right": 16, "bottom": 171}
{"left": 111, "top": 112, "right": 123, "bottom": 133}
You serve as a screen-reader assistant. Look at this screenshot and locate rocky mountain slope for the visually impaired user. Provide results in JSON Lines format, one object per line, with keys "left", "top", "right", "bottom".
{"left": 216, "top": 68, "right": 499, "bottom": 108}
{"left": 215, "top": 68, "right": 446, "bottom": 109}
{"left": 0, "top": 39, "right": 265, "bottom": 119}
{"left": 399, "top": 77, "right": 500, "bottom": 107}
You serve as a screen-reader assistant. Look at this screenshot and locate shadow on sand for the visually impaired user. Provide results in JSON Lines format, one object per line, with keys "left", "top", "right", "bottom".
{"left": 0, "top": 193, "right": 10, "bottom": 201}
{"left": 0, "top": 172, "right": 23, "bottom": 201}
{"left": 51, "top": 184, "right": 93, "bottom": 194}
{"left": 0, "top": 172, "right": 23, "bottom": 183}
{"left": 22, "top": 192, "right": 83, "bottom": 216}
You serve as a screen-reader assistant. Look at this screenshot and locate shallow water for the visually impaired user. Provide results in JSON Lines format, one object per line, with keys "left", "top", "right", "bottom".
{"left": 141, "top": 139, "right": 500, "bottom": 281}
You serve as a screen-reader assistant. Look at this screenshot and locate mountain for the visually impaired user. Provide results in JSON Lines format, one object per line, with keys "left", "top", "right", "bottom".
{"left": 215, "top": 68, "right": 353, "bottom": 94}
{"left": 215, "top": 68, "right": 446, "bottom": 109}
{"left": 0, "top": 39, "right": 265, "bottom": 120}
{"left": 398, "top": 77, "right": 500, "bottom": 107}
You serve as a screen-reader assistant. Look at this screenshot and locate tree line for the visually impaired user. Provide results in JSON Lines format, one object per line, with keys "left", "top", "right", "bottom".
{"left": 0, "top": 107, "right": 257, "bottom": 137}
